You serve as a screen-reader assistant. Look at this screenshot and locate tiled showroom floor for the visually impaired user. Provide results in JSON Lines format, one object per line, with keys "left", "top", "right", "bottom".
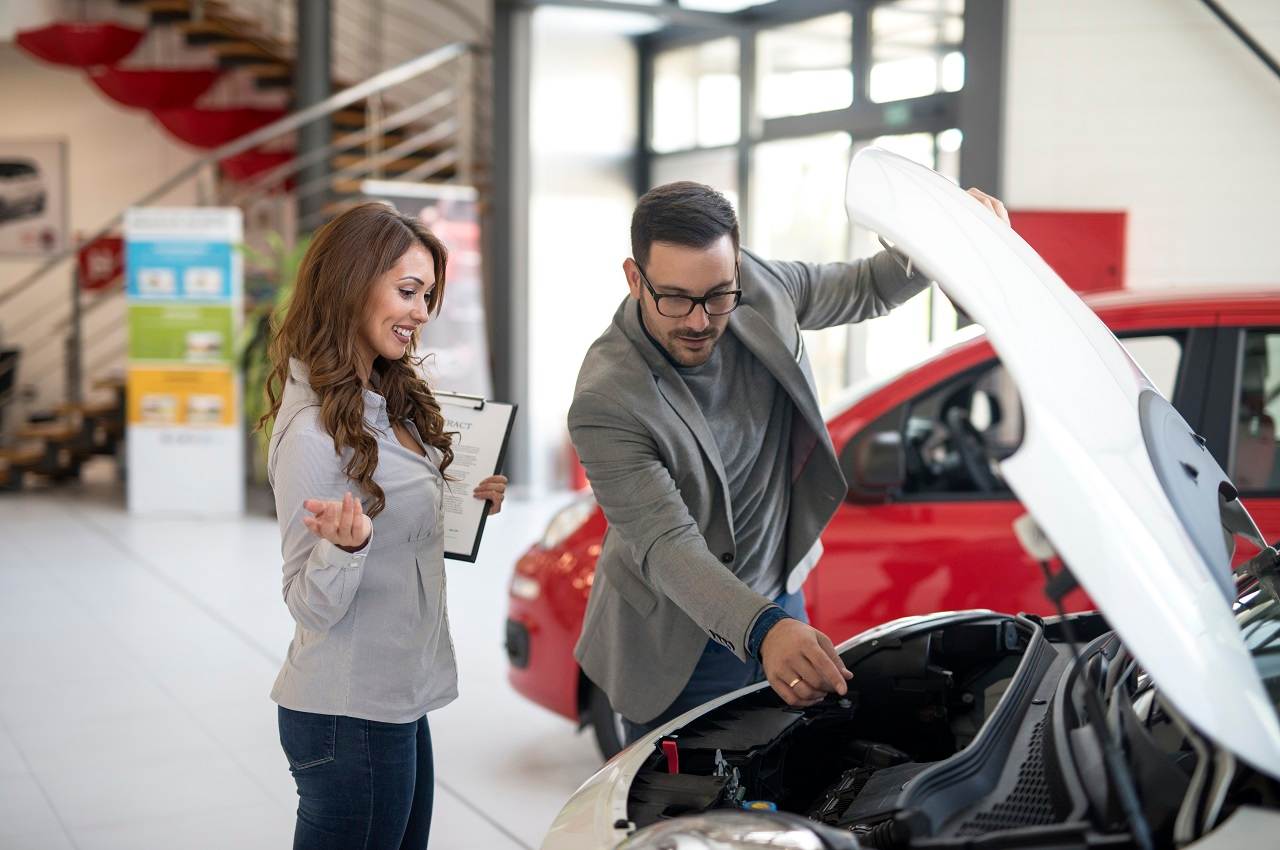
{"left": 0, "top": 460, "right": 600, "bottom": 850}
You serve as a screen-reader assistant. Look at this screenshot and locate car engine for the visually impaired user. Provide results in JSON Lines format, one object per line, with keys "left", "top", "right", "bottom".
{"left": 622, "top": 607, "right": 1280, "bottom": 849}
{"left": 626, "top": 616, "right": 1044, "bottom": 840}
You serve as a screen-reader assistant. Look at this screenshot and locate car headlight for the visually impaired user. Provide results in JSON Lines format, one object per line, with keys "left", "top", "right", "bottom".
{"left": 540, "top": 493, "right": 598, "bottom": 549}
{"left": 509, "top": 574, "right": 541, "bottom": 600}
{"left": 617, "top": 810, "right": 857, "bottom": 850}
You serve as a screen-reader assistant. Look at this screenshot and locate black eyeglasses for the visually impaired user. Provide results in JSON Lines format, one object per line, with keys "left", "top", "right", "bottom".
{"left": 634, "top": 261, "right": 742, "bottom": 318}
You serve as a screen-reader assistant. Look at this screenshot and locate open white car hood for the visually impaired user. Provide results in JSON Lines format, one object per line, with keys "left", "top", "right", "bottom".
{"left": 845, "top": 148, "right": 1280, "bottom": 778}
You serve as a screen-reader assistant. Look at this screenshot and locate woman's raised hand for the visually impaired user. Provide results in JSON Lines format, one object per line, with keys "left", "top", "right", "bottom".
{"left": 474, "top": 475, "right": 508, "bottom": 515}
{"left": 302, "top": 491, "right": 373, "bottom": 552}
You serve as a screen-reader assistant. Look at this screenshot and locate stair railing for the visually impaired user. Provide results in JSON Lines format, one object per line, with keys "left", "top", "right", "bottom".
{"left": 0, "top": 40, "right": 477, "bottom": 439}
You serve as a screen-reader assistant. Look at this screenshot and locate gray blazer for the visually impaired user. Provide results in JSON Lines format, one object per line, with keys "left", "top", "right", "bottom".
{"left": 568, "top": 247, "right": 927, "bottom": 722}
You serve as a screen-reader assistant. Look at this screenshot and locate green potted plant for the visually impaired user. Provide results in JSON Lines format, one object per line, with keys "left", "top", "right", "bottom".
{"left": 238, "top": 232, "right": 309, "bottom": 488}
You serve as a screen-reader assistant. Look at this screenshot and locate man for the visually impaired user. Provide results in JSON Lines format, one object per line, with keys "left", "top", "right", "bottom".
{"left": 569, "top": 181, "right": 1008, "bottom": 743}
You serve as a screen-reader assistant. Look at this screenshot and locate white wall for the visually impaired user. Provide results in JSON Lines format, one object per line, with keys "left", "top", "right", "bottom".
{"left": 525, "top": 10, "right": 640, "bottom": 492}
{"left": 0, "top": 0, "right": 76, "bottom": 40}
{"left": 1004, "top": 0, "right": 1280, "bottom": 288}
{"left": 0, "top": 43, "right": 202, "bottom": 413}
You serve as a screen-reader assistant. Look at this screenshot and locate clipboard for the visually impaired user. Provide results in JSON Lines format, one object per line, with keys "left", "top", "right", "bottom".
{"left": 437, "top": 391, "right": 517, "bottom": 562}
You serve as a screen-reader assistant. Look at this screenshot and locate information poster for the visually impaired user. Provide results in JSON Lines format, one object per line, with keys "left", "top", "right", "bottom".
{"left": 0, "top": 138, "right": 68, "bottom": 256}
{"left": 124, "top": 207, "right": 244, "bottom": 515}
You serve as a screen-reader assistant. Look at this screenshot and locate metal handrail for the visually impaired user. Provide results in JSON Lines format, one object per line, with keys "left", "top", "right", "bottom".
{"left": 297, "top": 124, "right": 460, "bottom": 231}
{"left": 333, "top": 0, "right": 486, "bottom": 42}
{"left": 10, "top": 283, "right": 123, "bottom": 355}
{"left": 391, "top": 150, "right": 460, "bottom": 183}
{"left": 6, "top": 74, "right": 471, "bottom": 366}
{"left": 228, "top": 89, "right": 458, "bottom": 204}
{"left": 295, "top": 121, "right": 458, "bottom": 202}
{"left": 7, "top": 286, "right": 120, "bottom": 351}
{"left": 0, "top": 41, "right": 472, "bottom": 308}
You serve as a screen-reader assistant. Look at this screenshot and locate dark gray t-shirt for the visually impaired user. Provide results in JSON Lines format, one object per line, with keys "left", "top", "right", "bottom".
{"left": 677, "top": 331, "right": 793, "bottom": 599}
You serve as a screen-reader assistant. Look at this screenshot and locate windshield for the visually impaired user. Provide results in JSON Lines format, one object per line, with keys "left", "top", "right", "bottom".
{"left": 820, "top": 324, "right": 984, "bottom": 420}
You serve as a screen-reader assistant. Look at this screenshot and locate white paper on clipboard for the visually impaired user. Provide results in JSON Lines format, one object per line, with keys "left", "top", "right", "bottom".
{"left": 438, "top": 392, "right": 517, "bottom": 562}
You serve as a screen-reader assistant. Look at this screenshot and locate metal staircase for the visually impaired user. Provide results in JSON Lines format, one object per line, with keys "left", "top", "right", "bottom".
{"left": 0, "top": 0, "right": 492, "bottom": 490}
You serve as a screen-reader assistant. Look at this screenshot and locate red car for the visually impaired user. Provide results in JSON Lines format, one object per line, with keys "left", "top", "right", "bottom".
{"left": 506, "top": 287, "right": 1280, "bottom": 757}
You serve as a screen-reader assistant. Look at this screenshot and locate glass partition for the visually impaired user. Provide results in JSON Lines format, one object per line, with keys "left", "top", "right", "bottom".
{"left": 851, "top": 131, "right": 963, "bottom": 383}
{"left": 652, "top": 148, "right": 739, "bottom": 211}
{"left": 652, "top": 37, "right": 740, "bottom": 153}
{"left": 869, "top": 0, "right": 964, "bottom": 103}
{"left": 756, "top": 12, "right": 853, "bottom": 119}
{"left": 751, "top": 133, "right": 853, "bottom": 403}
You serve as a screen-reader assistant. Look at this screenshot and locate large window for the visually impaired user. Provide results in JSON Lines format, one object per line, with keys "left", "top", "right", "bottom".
{"left": 652, "top": 37, "right": 740, "bottom": 153}
{"left": 651, "top": 147, "right": 739, "bottom": 211}
{"left": 642, "top": 0, "right": 983, "bottom": 406}
{"left": 853, "top": 131, "right": 962, "bottom": 384}
{"left": 869, "top": 0, "right": 965, "bottom": 103}
{"left": 750, "top": 133, "right": 852, "bottom": 261}
{"left": 756, "top": 13, "right": 853, "bottom": 119}
{"left": 751, "top": 133, "right": 854, "bottom": 397}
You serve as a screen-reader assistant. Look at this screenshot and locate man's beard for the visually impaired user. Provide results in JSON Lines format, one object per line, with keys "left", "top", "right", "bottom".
{"left": 666, "top": 329, "right": 720, "bottom": 365}
{"left": 635, "top": 301, "right": 721, "bottom": 366}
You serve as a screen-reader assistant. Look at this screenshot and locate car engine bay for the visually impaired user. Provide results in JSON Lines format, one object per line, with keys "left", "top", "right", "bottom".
{"left": 622, "top": 610, "right": 1280, "bottom": 848}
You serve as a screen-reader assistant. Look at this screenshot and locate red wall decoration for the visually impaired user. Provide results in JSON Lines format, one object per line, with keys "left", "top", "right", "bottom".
{"left": 77, "top": 236, "right": 125, "bottom": 292}
{"left": 1008, "top": 210, "right": 1127, "bottom": 293}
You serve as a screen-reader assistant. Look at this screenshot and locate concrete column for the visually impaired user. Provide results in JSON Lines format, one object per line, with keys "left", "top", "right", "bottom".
{"left": 295, "top": 0, "right": 332, "bottom": 233}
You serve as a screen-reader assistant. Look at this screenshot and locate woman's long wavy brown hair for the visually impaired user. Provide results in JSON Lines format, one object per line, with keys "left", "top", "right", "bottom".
{"left": 257, "top": 202, "right": 454, "bottom": 517}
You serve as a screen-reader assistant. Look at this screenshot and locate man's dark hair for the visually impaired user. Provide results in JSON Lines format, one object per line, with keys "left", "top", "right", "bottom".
{"left": 630, "top": 181, "right": 740, "bottom": 267}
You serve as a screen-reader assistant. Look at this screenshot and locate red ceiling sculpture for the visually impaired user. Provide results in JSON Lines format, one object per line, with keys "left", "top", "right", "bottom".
{"left": 87, "top": 67, "right": 221, "bottom": 110}
{"left": 151, "top": 107, "right": 285, "bottom": 149}
{"left": 15, "top": 22, "right": 144, "bottom": 68}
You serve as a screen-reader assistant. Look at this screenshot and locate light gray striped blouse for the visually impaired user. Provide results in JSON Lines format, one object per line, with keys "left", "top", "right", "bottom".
{"left": 268, "top": 358, "right": 456, "bottom": 723}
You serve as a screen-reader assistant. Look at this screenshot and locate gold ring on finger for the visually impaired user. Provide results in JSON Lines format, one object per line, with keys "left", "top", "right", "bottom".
{"left": 788, "top": 677, "right": 801, "bottom": 689}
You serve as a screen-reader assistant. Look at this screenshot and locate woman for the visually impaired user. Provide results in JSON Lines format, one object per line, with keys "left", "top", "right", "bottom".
{"left": 259, "top": 202, "right": 506, "bottom": 849}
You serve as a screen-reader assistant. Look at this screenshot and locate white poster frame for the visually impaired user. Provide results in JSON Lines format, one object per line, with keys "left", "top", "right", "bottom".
{"left": 0, "top": 137, "right": 68, "bottom": 256}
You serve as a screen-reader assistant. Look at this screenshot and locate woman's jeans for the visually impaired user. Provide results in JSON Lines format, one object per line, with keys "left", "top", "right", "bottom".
{"left": 622, "top": 588, "right": 808, "bottom": 745}
{"left": 278, "top": 706, "right": 433, "bottom": 850}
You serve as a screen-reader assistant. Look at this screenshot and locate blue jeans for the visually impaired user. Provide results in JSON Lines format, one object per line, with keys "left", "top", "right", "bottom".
{"left": 622, "top": 588, "right": 807, "bottom": 745}
{"left": 278, "top": 706, "right": 433, "bottom": 850}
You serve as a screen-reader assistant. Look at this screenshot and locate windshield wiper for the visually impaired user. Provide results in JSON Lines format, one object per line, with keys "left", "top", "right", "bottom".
{"left": 1220, "top": 484, "right": 1280, "bottom": 608}
{"left": 1235, "top": 544, "right": 1280, "bottom": 608}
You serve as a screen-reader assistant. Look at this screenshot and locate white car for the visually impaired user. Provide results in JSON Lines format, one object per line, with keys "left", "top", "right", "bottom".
{"left": 0, "top": 159, "right": 47, "bottom": 224}
{"left": 540, "top": 149, "right": 1280, "bottom": 850}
